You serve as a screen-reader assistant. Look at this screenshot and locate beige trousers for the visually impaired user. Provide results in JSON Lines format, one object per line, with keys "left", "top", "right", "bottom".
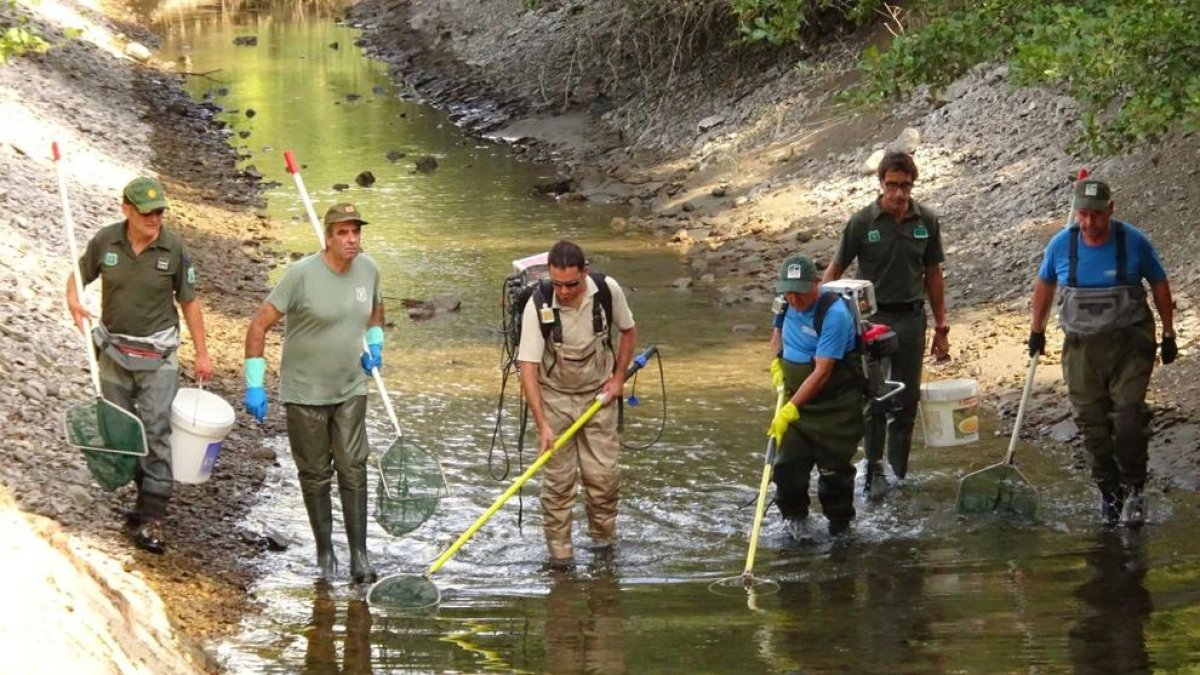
{"left": 540, "top": 386, "right": 620, "bottom": 560}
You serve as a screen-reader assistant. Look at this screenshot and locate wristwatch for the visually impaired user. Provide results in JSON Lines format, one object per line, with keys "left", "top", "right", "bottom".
{"left": 934, "top": 325, "right": 950, "bottom": 335}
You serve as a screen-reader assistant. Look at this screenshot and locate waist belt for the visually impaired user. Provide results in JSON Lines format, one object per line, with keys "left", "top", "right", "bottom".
{"left": 876, "top": 301, "right": 924, "bottom": 313}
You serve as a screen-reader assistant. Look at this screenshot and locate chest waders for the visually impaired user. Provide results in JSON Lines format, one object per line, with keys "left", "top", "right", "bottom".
{"left": 1058, "top": 224, "right": 1151, "bottom": 336}
{"left": 773, "top": 359, "right": 865, "bottom": 533}
{"left": 1059, "top": 223, "right": 1155, "bottom": 525}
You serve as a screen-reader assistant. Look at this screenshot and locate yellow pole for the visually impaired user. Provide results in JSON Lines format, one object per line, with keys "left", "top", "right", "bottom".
{"left": 423, "top": 344, "right": 657, "bottom": 577}
{"left": 742, "top": 390, "right": 787, "bottom": 580}
{"left": 425, "top": 396, "right": 605, "bottom": 576}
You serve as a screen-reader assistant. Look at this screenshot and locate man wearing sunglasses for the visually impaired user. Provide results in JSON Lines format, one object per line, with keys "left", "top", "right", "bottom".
{"left": 823, "top": 152, "right": 948, "bottom": 495}
{"left": 65, "top": 176, "right": 212, "bottom": 554}
{"left": 517, "top": 239, "right": 637, "bottom": 566}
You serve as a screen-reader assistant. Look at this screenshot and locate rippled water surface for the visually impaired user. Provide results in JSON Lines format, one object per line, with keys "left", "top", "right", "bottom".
{"left": 155, "top": 2, "right": 1200, "bottom": 672}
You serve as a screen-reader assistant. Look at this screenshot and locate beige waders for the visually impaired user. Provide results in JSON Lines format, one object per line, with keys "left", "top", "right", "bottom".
{"left": 539, "top": 335, "right": 618, "bottom": 561}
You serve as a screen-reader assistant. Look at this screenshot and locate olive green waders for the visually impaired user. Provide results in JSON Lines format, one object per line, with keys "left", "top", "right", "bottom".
{"left": 1062, "top": 318, "right": 1156, "bottom": 518}
{"left": 286, "top": 395, "right": 377, "bottom": 583}
{"left": 774, "top": 360, "right": 865, "bottom": 533}
{"left": 865, "top": 307, "right": 925, "bottom": 480}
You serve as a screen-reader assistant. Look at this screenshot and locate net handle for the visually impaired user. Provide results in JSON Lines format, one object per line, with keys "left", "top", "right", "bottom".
{"left": 364, "top": 336, "right": 404, "bottom": 502}
{"left": 53, "top": 142, "right": 103, "bottom": 396}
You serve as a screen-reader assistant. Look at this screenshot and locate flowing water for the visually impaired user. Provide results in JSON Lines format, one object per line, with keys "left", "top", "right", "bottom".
{"left": 153, "top": 2, "right": 1200, "bottom": 672}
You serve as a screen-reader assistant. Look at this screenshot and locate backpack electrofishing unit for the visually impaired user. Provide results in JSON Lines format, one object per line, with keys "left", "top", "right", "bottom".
{"left": 774, "top": 279, "right": 905, "bottom": 405}
{"left": 490, "top": 251, "right": 666, "bottom": 486}
{"left": 501, "top": 252, "right": 613, "bottom": 370}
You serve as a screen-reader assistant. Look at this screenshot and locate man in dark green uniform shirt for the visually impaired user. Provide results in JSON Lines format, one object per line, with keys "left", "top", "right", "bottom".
{"left": 823, "top": 152, "right": 949, "bottom": 492}
{"left": 65, "top": 177, "right": 212, "bottom": 553}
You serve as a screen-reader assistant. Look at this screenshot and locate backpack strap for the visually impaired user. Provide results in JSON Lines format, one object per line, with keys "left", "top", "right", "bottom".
{"left": 1068, "top": 222, "right": 1128, "bottom": 288}
{"left": 590, "top": 272, "right": 613, "bottom": 344}
{"left": 1114, "top": 221, "right": 1127, "bottom": 284}
{"left": 538, "top": 273, "right": 614, "bottom": 345}
{"left": 812, "top": 291, "right": 841, "bottom": 335}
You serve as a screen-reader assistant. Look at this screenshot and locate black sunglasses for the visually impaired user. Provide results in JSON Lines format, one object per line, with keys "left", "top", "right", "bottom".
{"left": 551, "top": 279, "right": 583, "bottom": 289}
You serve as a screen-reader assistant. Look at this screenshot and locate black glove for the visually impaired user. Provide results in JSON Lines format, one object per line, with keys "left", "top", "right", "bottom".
{"left": 1161, "top": 335, "right": 1178, "bottom": 365}
{"left": 1028, "top": 330, "right": 1046, "bottom": 357}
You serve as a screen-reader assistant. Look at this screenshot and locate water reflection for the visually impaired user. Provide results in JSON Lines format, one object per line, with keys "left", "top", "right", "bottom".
{"left": 544, "top": 565, "right": 626, "bottom": 675}
{"left": 1069, "top": 532, "right": 1152, "bottom": 674}
{"left": 767, "top": 544, "right": 935, "bottom": 672}
{"left": 302, "top": 583, "right": 375, "bottom": 674}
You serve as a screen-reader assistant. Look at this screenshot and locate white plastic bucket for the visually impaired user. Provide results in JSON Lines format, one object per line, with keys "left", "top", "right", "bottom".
{"left": 170, "top": 388, "right": 235, "bottom": 484}
{"left": 920, "top": 378, "right": 979, "bottom": 447}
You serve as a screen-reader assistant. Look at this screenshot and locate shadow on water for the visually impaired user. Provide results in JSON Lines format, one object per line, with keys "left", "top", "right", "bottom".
{"left": 154, "top": 2, "right": 1200, "bottom": 672}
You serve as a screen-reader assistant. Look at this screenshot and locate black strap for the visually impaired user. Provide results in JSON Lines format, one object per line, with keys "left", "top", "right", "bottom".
{"left": 1068, "top": 222, "right": 1127, "bottom": 288}
{"left": 812, "top": 291, "right": 842, "bottom": 336}
{"left": 537, "top": 272, "right": 613, "bottom": 345}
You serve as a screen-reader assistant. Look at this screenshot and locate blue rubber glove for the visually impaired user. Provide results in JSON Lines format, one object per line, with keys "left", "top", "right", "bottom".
{"left": 244, "top": 357, "right": 268, "bottom": 422}
{"left": 244, "top": 387, "right": 268, "bottom": 422}
{"left": 361, "top": 343, "right": 382, "bottom": 375}
{"left": 768, "top": 402, "right": 800, "bottom": 445}
{"left": 361, "top": 326, "right": 384, "bottom": 374}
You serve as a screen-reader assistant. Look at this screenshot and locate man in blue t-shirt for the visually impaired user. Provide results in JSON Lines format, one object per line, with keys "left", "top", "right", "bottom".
{"left": 768, "top": 254, "right": 865, "bottom": 538}
{"left": 1029, "top": 178, "right": 1177, "bottom": 527}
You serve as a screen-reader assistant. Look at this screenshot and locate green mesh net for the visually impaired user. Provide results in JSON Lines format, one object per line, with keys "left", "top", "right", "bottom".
{"left": 375, "top": 437, "right": 447, "bottom": 537}
{"left": 956, "top": 464, "right": 1038, "bottom": 519}
{"left": 367, "top": 574, "right": 441, "bottom": 611}
{"left": 64, "top": 397, "right": 146, "bottom": 492}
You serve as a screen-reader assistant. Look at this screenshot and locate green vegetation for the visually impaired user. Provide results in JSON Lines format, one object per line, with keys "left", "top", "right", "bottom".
{"left": 1, "top": 0, "right": 50, "bottom": 66}
{"left": 730, "top": 0, "right": 880, "bottom": 46}
{"left": 852, "top": 0, "right": 1200, "bottom": 151}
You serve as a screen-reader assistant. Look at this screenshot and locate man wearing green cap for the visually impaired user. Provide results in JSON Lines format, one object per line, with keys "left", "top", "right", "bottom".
{"left": 823, "top": 151, "right": 948, "bottom": 493}
{"left": 243, "top": 202, "right": 385, "bottom": 583}
{"left": 65, "top": 176, "right": 212, "bottom": 554}
{"left": 1029, "top": 178, "right": 1177, "bottom": 527}
{"left": 768, "top": 254, "right": 865, "bottom": 537}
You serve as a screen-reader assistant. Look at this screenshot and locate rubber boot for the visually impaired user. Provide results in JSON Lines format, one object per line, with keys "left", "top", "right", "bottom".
{"left": 341, "top": 487, "right": 377, "bottom": 584}
{"left": 1099, "top": 486, "right": 1126, "bottom": 527}
{"left": 302, "top": 491, "right": 339, "bottom": 580}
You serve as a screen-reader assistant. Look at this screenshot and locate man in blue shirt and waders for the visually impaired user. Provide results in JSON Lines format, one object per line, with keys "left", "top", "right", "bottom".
{"left": 769, "top": 254, "right": 865, "bottom": 538}
{"left": 1029, "top": 178, "right": 1177, "bottom": 527}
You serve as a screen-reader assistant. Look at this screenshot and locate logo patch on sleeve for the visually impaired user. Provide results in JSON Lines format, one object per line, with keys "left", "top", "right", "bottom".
{"left": 103, "top": 252, "right": 119, "bottom": 267}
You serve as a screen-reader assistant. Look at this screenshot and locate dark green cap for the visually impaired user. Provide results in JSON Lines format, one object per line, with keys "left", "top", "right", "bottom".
{"left": 1074, "top": 179, "right": 1112, "bottom": 211}
{"left": 123, "top": 177, "right": 168, "bottom": 214}
{"left": 324, "top": 202, "right": 369, "bottom": 226}
{"left": 776, "top": 254, "right": 819, "bottom": 294}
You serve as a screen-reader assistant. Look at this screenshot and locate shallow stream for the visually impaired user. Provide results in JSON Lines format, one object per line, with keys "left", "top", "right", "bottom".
{"left": 154, "top": 2, "right": 1200, "bottom": 671}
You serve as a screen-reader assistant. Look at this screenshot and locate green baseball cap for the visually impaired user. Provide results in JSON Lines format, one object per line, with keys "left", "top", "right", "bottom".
{"left": 324, "top": 202, "right": 369, "bottom": 226}
{"left": 1074, "top": 179, "right": 1112, "bottom": 212}
{"left": 123, "top": 177, "right": 168, "bottom": 214}
{"left": 776, "top": 254, "right": 820, "bottom": 294}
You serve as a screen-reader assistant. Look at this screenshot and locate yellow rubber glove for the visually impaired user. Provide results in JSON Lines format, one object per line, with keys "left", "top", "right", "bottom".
{"left": 770, "top": 357, "right": 785, "bottom": 392}
{"left": 768, "top": 402, "right": 800, "bottom": 445}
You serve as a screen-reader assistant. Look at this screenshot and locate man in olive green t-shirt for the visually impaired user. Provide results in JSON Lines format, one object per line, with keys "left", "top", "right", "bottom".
{"left": 244, "top": 202, "right": 385, "bottom": 584}
{"left": 65, "top": 177, "right": 212, "bottom": 554}
{"left": 823, "top": 152, "right": 950, "bottom": 493}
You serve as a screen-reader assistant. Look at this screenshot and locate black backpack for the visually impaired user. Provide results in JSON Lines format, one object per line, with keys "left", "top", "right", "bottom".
{"left": 506, "top": 272, "right": 614, "bottom": 356}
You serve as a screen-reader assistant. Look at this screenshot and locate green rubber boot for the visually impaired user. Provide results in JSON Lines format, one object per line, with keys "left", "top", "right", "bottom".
{"left": 302, "top": 491, "right": 339, "bottom": 580}
{"left": 341, "top": 488, "right": 377, "bottom": 584}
